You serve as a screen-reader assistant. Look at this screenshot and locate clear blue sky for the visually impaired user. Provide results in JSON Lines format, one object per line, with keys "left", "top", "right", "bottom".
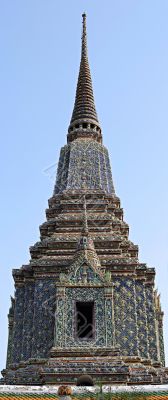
{"left": 0, "top": 0, "right": 168, "bottom": 375}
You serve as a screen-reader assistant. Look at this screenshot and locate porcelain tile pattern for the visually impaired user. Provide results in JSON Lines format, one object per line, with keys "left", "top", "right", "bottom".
{"left": 1, "top": 14, "right": 168, "bottom": 386}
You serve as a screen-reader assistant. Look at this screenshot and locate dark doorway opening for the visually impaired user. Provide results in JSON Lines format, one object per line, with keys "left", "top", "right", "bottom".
{"left": 76, "top": 301, "right": 94, "bottom": 339}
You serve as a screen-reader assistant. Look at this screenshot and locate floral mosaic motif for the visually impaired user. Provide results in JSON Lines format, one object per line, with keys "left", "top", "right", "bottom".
{"left": 135, "top": 280, "right": 149, "bottom": 359}
{"left": 145, "top": 285, "right": 158, "bottom": 362}
{"left": 159, "top": 321, "right": 165, "bottom": 366}
{"left": 113, "top": 277, "right": 139, "bottom": 356}
{"left": 54, "top": 139, "right": 115, "bottom": 194}
{"left": 55, "top": 297, "right": 65, "bottom": 348}
{"left": 31, "top": 279, "right": 56, "bottom": 358}
{"left": 21, "top": 282, "right": 35, "bottom": 361}
{"left": 54, "top": 145, "right": 70, "bottom": 194}
{"left": 12, "top": 286, "right": 25, "bottom": 363}
{"left": 105, "top": 297, "right": 113, "bottom": 347}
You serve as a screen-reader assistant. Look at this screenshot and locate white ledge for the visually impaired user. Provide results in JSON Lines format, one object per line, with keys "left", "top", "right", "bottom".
{"left": 0, "top": 384, "right": 168, "bottom": 394}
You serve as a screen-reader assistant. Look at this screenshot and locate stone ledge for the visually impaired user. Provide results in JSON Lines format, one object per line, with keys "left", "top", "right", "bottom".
{"left": 0, "top": 384, "right": 168, "bottom": 394}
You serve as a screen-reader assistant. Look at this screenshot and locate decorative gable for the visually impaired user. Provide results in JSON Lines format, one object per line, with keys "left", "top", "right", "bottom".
{"left": 69, "top": 262, "right": 104, "bottom": 285}
{"left": 59, "top": 253, "right": 107, "bottom": 286}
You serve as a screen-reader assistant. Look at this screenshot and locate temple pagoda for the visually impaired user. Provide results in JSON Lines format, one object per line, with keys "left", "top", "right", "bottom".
{"left": 1, "top": 14, "right": 168, "bottom": 386}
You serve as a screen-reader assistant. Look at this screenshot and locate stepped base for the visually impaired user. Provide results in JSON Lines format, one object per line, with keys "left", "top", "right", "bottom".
{"left": 1, "top": 356, "right": 168, "bottom": 386}
{"left": 50, "top": 347, "right": 120, "bottom": 358}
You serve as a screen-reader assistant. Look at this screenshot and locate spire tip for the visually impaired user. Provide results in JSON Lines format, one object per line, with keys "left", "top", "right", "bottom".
{"left": 67, "top": 12, "right": 102, "bottom": 143}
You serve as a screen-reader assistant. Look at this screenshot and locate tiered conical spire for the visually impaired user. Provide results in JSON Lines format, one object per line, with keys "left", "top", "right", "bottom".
{"left": 68, "top": 14, "right": 102, "bottom": 143}
{"left": 3, "top": 13, "right": 167, "bottom": 388}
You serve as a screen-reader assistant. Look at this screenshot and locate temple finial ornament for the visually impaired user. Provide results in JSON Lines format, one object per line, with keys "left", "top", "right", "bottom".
{"left": 82, "top": 13, "right": 87, "bottom": 58}
{"left": 67, "top": 14, "right": 102, "bottom": 143}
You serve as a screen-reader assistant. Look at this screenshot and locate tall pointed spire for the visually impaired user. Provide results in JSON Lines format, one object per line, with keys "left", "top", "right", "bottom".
{"left": 68, "top": 14, "right": 102, "bottom": 143}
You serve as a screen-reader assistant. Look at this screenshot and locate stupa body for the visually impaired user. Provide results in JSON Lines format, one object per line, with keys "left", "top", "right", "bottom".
{"left": 2, "top": 15, "right": 168, "bottom": 385}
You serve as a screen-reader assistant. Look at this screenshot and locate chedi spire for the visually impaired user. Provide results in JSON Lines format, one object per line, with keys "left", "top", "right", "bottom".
{"left": 67, "top": 14, "right": 102, "bottom": 143}
{"left": 1, "top": 13, "right": 167, "bottom": 388}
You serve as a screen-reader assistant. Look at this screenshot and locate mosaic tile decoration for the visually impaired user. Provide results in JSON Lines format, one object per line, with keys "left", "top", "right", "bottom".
{"left": 1, "top": 14, "right": 168, "bottom": 387}
{"left": 3, "top": 190, "right": 168, "bottom": 384}
{"left": 54, "top": 140, "right": 115, "bottom": 195}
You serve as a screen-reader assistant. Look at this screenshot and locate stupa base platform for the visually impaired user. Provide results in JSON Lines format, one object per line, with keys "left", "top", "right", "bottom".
{"left": 50, "top": 347, "right": 120, "bottom": 358}
{"left": 1, "top": 356, "right": 168, "bottom": 386}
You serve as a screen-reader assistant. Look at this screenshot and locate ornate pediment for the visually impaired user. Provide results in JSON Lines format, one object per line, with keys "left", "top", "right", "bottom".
{"left": 69, "top": 261, "right": 103, "bottom": 285}
{"left": 59, "top": 256, "right": 108, "bottom": 286}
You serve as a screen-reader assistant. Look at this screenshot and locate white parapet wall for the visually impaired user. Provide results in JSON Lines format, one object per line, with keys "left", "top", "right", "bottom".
{"left": 0, "top": 384, "right": 168, "bottom": 395}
